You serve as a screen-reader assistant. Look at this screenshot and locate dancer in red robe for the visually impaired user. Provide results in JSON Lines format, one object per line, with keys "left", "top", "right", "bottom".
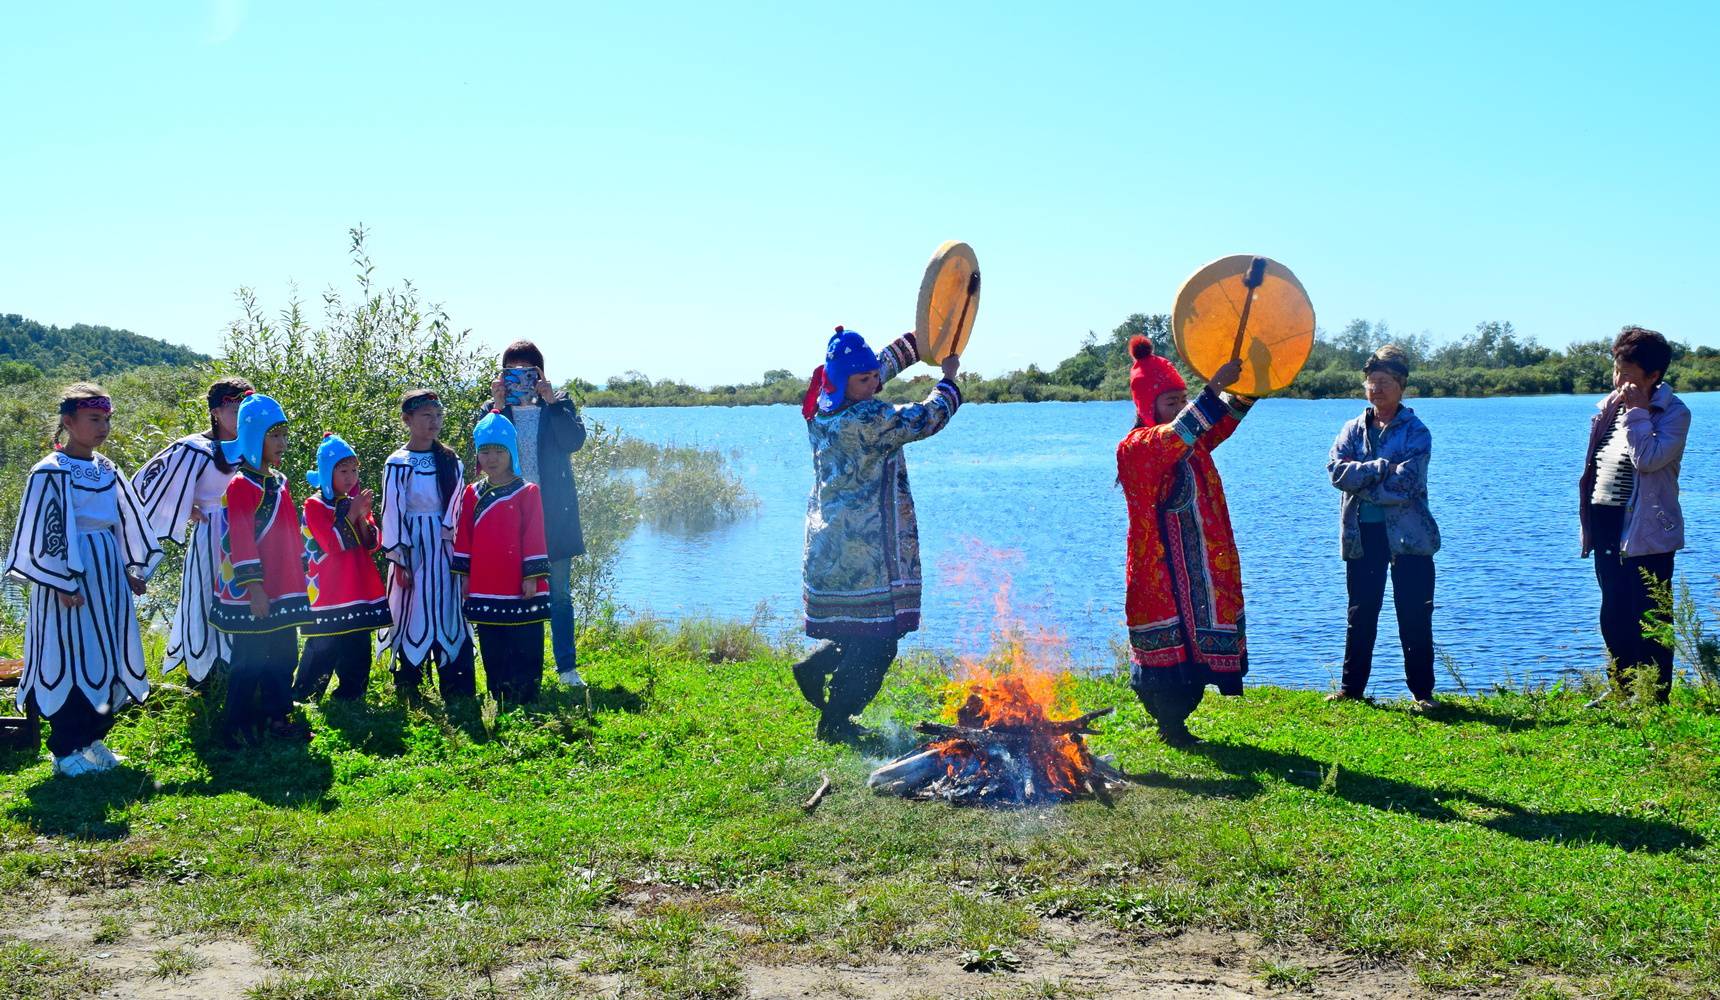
{"left": 1117, "top": 337, "right": 1254, "bottom": 746}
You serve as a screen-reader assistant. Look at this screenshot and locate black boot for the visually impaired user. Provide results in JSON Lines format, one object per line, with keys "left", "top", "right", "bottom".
{"left": 792, "top": 643, "right": 842, "bottom": 709}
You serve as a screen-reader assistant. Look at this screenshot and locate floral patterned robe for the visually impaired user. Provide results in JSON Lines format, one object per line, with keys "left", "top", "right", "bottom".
{"left": 803, "top": 334, "right": 963, "bottom": 638}
{"left": 1118, "top": 387, "right": 1254, "bottom": 692}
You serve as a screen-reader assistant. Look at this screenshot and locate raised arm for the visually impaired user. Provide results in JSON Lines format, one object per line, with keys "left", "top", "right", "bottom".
{"left": 1191, "top": 391, "right": 1255, "bottom": 453}
{"left": 870, "top": 378, "right": 963, "bottom": 451}
{"left": 876, "top": 333, "right": 922, "bottom": 386}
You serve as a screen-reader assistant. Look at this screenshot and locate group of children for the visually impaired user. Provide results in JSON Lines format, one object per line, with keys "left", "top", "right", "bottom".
{"left": 6, "top": 375, "right": 558, "bottom": 776}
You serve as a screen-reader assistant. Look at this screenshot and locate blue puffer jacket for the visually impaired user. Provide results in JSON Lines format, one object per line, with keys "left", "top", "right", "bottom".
{"left": 1327, "top": 407, "right": 1441, "bottom": 559}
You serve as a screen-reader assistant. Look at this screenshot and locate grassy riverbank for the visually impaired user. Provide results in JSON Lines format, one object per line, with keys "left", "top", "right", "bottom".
{"left": 1, "top": 620, "right": 1716, "bottom": 999}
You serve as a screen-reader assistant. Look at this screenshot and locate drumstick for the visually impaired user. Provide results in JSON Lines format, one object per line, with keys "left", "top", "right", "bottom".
{"left": 945, "top": 269, "right": 980, "bottom": 361}
{"left": 1228, "top": 256, "right": 1268, "bottom": 363}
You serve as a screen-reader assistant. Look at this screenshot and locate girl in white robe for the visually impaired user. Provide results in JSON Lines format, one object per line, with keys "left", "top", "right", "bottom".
{"left": 131, "top": 378, "right": 252, "bottom": 683}
{"left": 381, "top": 389, "right": 473, "bottom": 699}
{"left": 4, "top": 384, "right": 161, "bottom": 777}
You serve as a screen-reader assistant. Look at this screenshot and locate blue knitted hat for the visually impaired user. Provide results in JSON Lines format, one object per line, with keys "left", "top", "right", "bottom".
{"left": 305, "top": 432, "right": 357, "bottom": 501}
{"left": 473, "top": 410, "right": 522, "bottom": 476}
{"left": 222, "top": 393, "right": 287, "bottom": 469}
{"left": 816, "top": 326, "right": 880, "bottom": 414}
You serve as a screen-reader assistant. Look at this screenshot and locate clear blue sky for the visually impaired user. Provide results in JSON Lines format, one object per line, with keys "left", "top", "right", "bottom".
{"left": 3, "top": 2, "right": 1715, "bottom": 384}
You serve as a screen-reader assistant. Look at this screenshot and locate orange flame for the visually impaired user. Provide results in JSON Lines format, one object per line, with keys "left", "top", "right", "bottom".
{"left": 929, "top": 545, "right": 1099, "bottom": 800}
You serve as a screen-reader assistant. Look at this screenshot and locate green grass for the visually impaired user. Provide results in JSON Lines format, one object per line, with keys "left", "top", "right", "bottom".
{"left": 1, "top": 624, "right": 1717, "bottom": 999}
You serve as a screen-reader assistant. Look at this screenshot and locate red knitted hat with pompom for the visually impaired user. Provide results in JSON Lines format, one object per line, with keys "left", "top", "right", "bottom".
{"left": 1128, "top": 335, "right": 1186, "bottom": 425}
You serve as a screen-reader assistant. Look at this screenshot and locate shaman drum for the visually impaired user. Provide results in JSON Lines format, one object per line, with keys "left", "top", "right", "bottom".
{"left": 915, "top": 241, "right": 981, "bottom": 362}
{"left": 1172, "top": 254, "right": 1314, "bottom": 396}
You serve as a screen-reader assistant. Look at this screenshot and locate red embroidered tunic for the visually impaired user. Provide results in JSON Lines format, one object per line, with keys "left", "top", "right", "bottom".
{"left": 451, "top": 478, "right": 550, "bottom": 625}
{"left": 213, "top": 468, "right": 312, "bottom": 634}
{"left": 1118, "top": 387, "right": 1254, "bottom": 693}
{"left": 302, "top": 493, "right": 391, "bottom": 637}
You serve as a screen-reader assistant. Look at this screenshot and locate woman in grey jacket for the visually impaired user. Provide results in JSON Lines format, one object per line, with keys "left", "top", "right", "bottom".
{"left": 1326, "top": 346, "right": 1441, "bottom": 708}
{"left": 1579, "top": 326, "right": 1690, "bottom": 703}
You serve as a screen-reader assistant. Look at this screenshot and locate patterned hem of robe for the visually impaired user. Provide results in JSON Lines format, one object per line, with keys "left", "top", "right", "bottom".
{"left": 211, "top": 595, "right": 314, "bottom": 634}
{"left": 1129, "top": 656, "right": 1248, "bottom": 696}
{"left": 302, "top": 598, "right": 392, "bottom": 638}
{"left": 805, "top": 611, "right": 919, "bottom": 640}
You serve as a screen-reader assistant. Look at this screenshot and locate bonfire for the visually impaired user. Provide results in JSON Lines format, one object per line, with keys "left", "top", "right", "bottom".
{"left": 868, "top": 639, "right": 1131, "bottom": 808}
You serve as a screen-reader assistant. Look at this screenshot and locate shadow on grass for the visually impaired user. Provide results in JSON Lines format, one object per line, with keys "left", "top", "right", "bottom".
{"left": 10, "top": 728, "right": 336, "bottom": 839}
{"left": 1128, "top": 739, "right": 1703, "bottom": 854}
{"left": 1422, "top": 700, "right": 1590, "bottom": 732}
{"left": 9, "top": 764, "right": 160, "bottom": 839}
{"left": 176, "top": 735, "right": 335, "bottom": 809}
{"left": 315, "top": 697, "right": 411, "bottom": 757}
{"left": 581, "top": 683, "right": 647, "bottom": 715}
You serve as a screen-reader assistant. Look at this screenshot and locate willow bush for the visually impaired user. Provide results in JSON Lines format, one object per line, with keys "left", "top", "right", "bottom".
{"left": 216, "top": 226, "right": 755, "bottom": 621}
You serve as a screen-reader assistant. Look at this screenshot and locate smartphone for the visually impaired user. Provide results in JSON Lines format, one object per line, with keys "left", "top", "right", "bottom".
{"left": 502, "top": 366, "right": 540, "bottom": 406}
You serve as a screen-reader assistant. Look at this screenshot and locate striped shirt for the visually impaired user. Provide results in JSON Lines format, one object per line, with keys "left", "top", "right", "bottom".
{"left": 1590, "top": 407, "right": 1635, "bottom": 507}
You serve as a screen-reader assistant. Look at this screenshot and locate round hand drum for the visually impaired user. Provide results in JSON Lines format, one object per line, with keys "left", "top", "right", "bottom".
{"left": 1172, "top": 255, "right": 1315, "bottom": 396}
{"left": 915, "top": 241, "right": 981, "bottom": 362}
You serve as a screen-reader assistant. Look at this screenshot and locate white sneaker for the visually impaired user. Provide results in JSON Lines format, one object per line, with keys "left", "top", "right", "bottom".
{"left": 84, "top": 741, "right": 124, "bottom": 767}
{"left": 53, "top": 752, "right": 99, "bottom": 778}
{"left": 558, "top": 667, "right": 586, "bottom": 688}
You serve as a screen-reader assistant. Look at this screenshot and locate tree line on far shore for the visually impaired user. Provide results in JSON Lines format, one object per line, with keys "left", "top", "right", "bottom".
{"left": 576, "top": 315, "right": 1720, "bottom": 407}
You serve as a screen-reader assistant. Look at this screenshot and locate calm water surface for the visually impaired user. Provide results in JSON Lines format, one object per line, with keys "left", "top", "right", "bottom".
{"left": 588, "top": 393, "right": 1717, "bottom": 697}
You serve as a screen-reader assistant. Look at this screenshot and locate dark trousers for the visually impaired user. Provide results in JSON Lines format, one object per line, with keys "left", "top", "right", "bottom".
{"left": 187, "top": 660, "right": 227, "bottom": 693}
{"left": 293, "top": 631, "right": 375, "bottom": 702}
{"left": 477, "top": 623, "right": 544, "bottom": 705}
{"left": 794, "top": 637, "right": 899, "bottom": 728}
{"left": 1590, "top": 505, "right": 1675, "bottom": 701}
{"left": 225, "top": 627, "right": 299, "bottom": 736}
{"left": 28, "top": 688, "right": 115, "bottom": 759}
{"left": 1341, "top": 522, "right": 1436, "bottom": 700}
{"left": 1132, "top": 680, "right": 1205, "bottom": 739}
{"left": 395, "top": 642, "right": 476, "bottom": 701}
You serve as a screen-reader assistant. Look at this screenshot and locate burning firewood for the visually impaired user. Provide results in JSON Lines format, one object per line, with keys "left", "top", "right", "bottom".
{"left": 868, "top": 668, "right": 1129, "bottom": 807}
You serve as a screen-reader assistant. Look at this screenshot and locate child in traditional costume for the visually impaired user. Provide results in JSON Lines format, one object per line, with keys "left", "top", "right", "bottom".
{"left": 211, "top": 393, "right": 313, "bottom": 746}
{"left": 793, "top": 327, "right": 962, "bottom": 742}
{"left": 293, "top": 433, "right": 389, "bottom": 702}
{"left": 132, "top": 378, "right": 252, "bottom": 686}
{"left": 4, "top": 384, "right": 162, "bottom": 776}
{"left": 1117, "top": 339, "right": 1252, "bottom": 746}
{"left": 452, "top": 413, "right": 551, "bottom": 704}
{"left": 381, "top": 390, "right": 473, "bottom": 701}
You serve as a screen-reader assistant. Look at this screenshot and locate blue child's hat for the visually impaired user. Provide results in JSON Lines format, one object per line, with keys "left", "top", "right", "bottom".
{"left": 816, "top": 326, "right": 881, "bottom": 414}
{"left": 473, "top": 410, "right": 522, "bottom": 476}
{"left": 305, "top": 432, "right": 357, "bottom": 501}
{"left": 222, "top": 393, "right": 288, "bottom": 468}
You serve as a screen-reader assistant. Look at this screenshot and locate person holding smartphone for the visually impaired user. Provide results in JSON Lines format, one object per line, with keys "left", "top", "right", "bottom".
{"left": 478, "top": 339, "right": 588, "bottom": 687}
